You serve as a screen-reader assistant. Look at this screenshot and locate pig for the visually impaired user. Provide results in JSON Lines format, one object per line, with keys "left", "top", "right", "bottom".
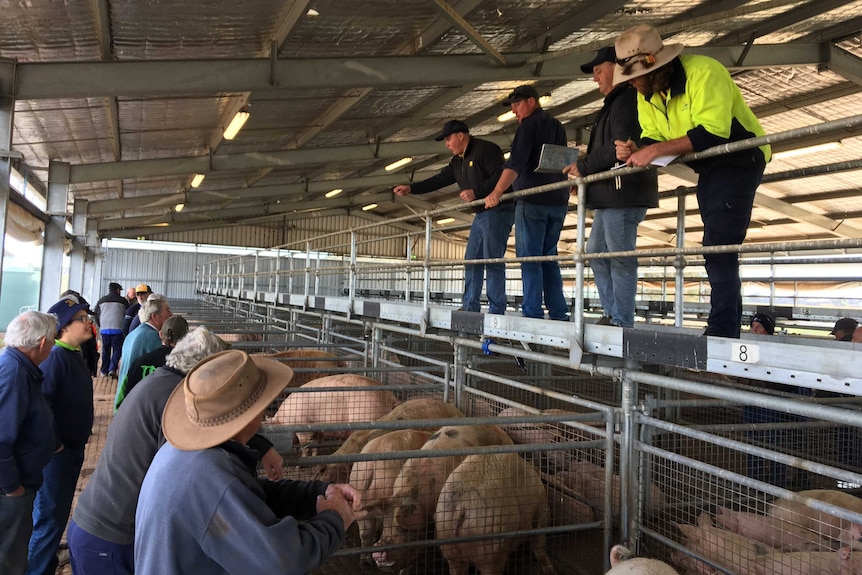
{"left": 836, "top": 546, "right": 862, "bottom": 575}
{"left": 605, "top": 544, "right": 680, "bottom": 575}
{"left": 314, "top": 398, "right": 464, "bottom": 482}
{"left": 497, "top": 407, "right": 585, "bottom": 472}
{"left": 715, "top": 507, "right": 833, "bottom": 551}
{"left": 434, "top": 453, "right": 557, "bottom": 575}
{"left": 372, "top": 424, "right": 514, "bottom": 572}
{"left": 768, "top": 490, "right": 862, "bottom": 543}
{"left": 215, "top": 332, "right": 263, "bottom": 342}
{"left": 349, "top": 429, "right": 433, "bottom": 550}
{"left": 554, "top": 460, "right": 666, "bottom": 520}
{"left": 750, "top": 550, "right": 838, "bottom": 575}
{"left": 676, "top": 512, "right": 767, "bottom": 575}
{"left": 256, "top": 349, "right": 344, "bottom": 417}
{"left": 269, "top": 374, "right": 398, "bottom": 455}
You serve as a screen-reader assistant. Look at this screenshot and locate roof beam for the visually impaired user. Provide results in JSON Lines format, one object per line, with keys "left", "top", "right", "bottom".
{"left": 427, "top": 0, "right": 506, "bottom": 66}
{"left": 713, "top": 0, "right": 857, "bottom": 45}
{"left": 96, "top": 190, "right": 395, "bottom": 231}
{"left": 829, "top": 44, "right": 862, "bottom": 87}
{"left": 14, "top": 43, "right": 827, "bottom": 100}
{"left": 797, "top": 15, "right": 862, "bottom": 43}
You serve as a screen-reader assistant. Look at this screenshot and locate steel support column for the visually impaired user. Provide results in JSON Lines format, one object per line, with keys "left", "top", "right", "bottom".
{"left": 41, "top": 161, "right": 70, "bottom": 307}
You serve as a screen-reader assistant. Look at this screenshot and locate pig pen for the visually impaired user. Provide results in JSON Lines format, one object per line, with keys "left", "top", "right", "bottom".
{"left": 255, "top": 337, "right": 619, "bottom": 575}
{"left": 198, "top": 299, "right": 862, "bottom": 574}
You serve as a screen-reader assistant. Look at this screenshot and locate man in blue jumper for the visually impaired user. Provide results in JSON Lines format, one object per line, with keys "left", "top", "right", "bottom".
{"left": 485, "top": 84, "right": 570, "bottom": 321}
{"left": 26, "top": 298, "right": 95, "bottom": 575}
{"left": 395, "top": 119, "right": 514, "bottom": 314}
{"left": 0, "top": 311, "right": 57, "bottom": 575}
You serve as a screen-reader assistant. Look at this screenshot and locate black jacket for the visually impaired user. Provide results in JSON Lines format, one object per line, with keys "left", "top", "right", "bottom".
{"left": 578, "top": 84, "right": 659, "bottom": 210}
{"left": 409, "top": 137, "right": 511, "bottom": 214}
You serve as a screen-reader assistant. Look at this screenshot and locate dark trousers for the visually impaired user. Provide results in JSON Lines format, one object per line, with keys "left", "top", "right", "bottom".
{"left": 697, "top": 158, "right": 765, "bottom": 338}
{"left": 0, "top": 487, "right": 37, "bottom": 575}
{"left": 67, "top": 519, "right": 135, "bottom": 575}
{"left": 100, "top": 332, "right": 124, "bottom": 374}
{"left": 26, "top": 446, "right": 85, "bottom": 575}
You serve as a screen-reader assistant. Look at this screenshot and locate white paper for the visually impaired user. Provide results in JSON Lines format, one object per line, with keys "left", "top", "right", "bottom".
{"left": 650, "top": 154, "right": 679, "bottom": 167}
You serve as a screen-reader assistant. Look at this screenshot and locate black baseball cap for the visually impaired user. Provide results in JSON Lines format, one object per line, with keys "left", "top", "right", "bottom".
{"left": 434, "top": 119, "right": 470, "bottom": 141}
{"left": 750, "top": 312, "right": 776, "bottom": 335}
{"left": 580, "top": 46, "right": 617, "bottom": 74}
{"left": 831, "top": 317, "right": 858, "bottom": 335}
{"left": 501, "top": 84, "right": 540, "bottom": 106}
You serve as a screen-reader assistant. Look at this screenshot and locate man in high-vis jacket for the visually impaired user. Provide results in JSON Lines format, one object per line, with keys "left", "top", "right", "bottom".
{"left": 614, "top": 25, "right": 770, "bottom": 338}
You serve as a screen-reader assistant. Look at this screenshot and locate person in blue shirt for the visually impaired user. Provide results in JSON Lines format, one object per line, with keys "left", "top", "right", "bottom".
{"left": 0, "top": 311, "right": 57, "bottom": 575}
{"left": 485, "top": 84, "right": 570, "bottom": 321}
{"left": 26, "top": 298, "right": 95, "bottom": 575}
{"left": 114, "top": 294, "right": 172, "bottom": 411}
{"left": 135, "top": 350, "right": 365, "bottom": 575}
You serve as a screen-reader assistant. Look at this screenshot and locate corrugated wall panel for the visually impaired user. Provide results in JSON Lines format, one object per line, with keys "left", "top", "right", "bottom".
{"left": 102, "top": 248, "right": 224, "bottom": 300}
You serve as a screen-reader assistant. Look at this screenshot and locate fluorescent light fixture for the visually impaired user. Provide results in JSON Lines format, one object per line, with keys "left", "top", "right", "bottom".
{"left": 223, "top": 108, "right": 250, "bottom": 140}
{"left": 384, "top": 157, "right": 412, "bottom": 171}
{"left": 436, "top": 217, "right": 455, "bottom": 225}
{"left": 190, "top": 174, "right": 205, "bottom": 188}
{"left": 539, "top": 94, "right": 552, "bottom": 107}
{"left": 175, "top": 203, "right": 185, "bottom": 212}
{"left": 497, "top": 110, "right": 516, "bottom": 122}
{"left": 362, "top": 203, "right": 377, "bottom": 211}
{"left": 306, "top": 8, "right": 320, "bottom": 16}
{"left": 503, "top": 151, "right": 511, "bottom": 160}
{"left": 325, "top": 188, "right": 343, "bottom": 198}
{"left": 772, "top": 141, "right": 841, "bottom": 160}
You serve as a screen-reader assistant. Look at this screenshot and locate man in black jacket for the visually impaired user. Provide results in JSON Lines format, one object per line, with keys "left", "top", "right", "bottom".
{"left": 394, "top": 120, "right": 514, "bottom": 314}
{"left": 564, "top": 48, "right": 658, "bottom": 327}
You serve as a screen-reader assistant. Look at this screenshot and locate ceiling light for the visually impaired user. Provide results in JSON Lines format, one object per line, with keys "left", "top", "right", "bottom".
{"left": 325, "top": 188, "right": 343, "bottom": 198}
{"left": 384, "top": 157, "right": 413, "bottom": 171}
{"left": 362, "top": 203, "right": 377, "bottom": 211}
{"left": 437, "top": 217, "right": 455, "bottom": 225}
{"left": 539, "top": 94, "right": 552, "bottom": 107}
{"left": 175, "top": 203, "right": 185, "bottom": 212}
{"left": 223, "top": 108, "right": 250, "bottom": 140}
{"left": 503, "top": 151, "right": 511, "bottom": 160}
{"left": 497, "top": 111, "right": 516, "bottom": 123}
{"left": 190, "top": 174, "right": 205, "bottom": 188}
{"left": 306, "top": 8, "right": 319, "bottom": 17}
{"left": 772, "top": 141, "right": 841, "bottom": 160}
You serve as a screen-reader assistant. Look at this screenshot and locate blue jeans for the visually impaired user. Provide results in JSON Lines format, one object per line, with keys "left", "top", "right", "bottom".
{"left": 26, "top": 446, "right": 85, "bottom": 575}
{"left": 100, "top": 332, "right": 124, "bottom": 374}
{"left": 463, "top": 206, "right": 515, "bottom": 314}
{"left": 515, "top": 201, "right": 569, "bottom": 320}
{"left": 0, "top": 487, "right": 37, "bottom": 575}
{"left": 67, "top": 519, "right": 135, "bottom": 575}
{"left": 588, "top": 207, "right": 647, "bottom": 327}
{"left": 697, "top": 159, "right": 764, "bottom": 338}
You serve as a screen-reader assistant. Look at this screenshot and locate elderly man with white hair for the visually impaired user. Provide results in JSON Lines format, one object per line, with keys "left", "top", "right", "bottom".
{"left": 0, "top": 312, "right": 58, "bottom": 575}
{"left": 114, "top": 294, "right": 172, "bottom": 411}
{"left": 69, "top": 326, "right": 284, "bottom": 575}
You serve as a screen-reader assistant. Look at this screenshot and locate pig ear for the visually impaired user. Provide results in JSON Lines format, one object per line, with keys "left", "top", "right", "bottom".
{"left": 676, "top": 524, "right": 698, "bottom": 541}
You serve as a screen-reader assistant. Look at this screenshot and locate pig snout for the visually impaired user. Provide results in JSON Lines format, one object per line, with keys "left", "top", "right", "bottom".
{"left": 371, "top": 542, "right": 396, "bottom": 570}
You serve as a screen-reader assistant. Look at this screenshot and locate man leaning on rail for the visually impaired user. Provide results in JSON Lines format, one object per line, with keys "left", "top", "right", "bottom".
{"left": 613, "top": 25, "right": 771, "bottom": 338}
{"left": 394, "top": 119, "right": 514, "bottom": 315}
{"left": 563, "top": 46, "right": 658, "bottom": 328}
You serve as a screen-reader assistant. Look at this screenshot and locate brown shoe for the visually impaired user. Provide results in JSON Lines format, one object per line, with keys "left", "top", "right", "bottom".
{"left": 596, "top": 316, "right": 612, "bottom": 325}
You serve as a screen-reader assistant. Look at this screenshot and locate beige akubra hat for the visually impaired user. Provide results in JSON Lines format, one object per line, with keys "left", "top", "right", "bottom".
{"left": 613, "top": 24, "right": 684, "bottom": 85}
{"left": 162, "top": 349, "right": 293, "bottom": 450}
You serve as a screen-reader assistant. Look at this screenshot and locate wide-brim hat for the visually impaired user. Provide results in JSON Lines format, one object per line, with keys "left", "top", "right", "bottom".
{"left": 613, "top": 24, "right": 684, "bottom": 85}
{"left": 162, "top": 350, "right": 294, "bottom": 450}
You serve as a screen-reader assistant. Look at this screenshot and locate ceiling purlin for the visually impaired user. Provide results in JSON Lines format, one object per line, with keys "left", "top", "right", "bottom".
{"left": 663, "top": 0, "right": 752, "bottom": 27}
{"left": 829, "top": 45, "right": 862, "bottom": 87}
{"left": 797, "top": 14, "right": 862, "bottom": 43}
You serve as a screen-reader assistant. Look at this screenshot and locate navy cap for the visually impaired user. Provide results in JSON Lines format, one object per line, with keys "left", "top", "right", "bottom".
{"left": 47, "top": 297, "right": 90, "bottom": 336}
{"left": 501, "top": 84, "right": 541, "bottom": 106}
{"left": 831, "top": 317, "right": 858, "bottom": 336}
{"left": 580, "top": 46, "right": 617, "bottom": 74}
{"left": 750, "top": 312, "right": 776, "bottom": 335}
{"left": 434, "top": 119, "right": 469, "bottom": 142}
